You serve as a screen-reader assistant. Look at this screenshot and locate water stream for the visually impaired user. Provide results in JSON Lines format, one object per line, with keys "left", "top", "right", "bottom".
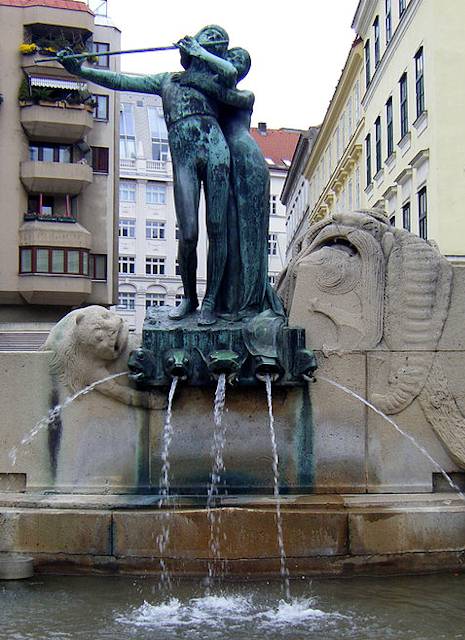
{"left": 318, "top": 375, "right": 465, "bottom": 502}
{"left": 265, "top": 374, "right": 291, "bottom": 600}
{"left": 207, "top": 373, "right": 227, "bottom": 583}
{"left": 8, "top": 371, "right": 128, "bottom": 466}
{"left": 157, "top": 376, "right": 179, "bottom": 590}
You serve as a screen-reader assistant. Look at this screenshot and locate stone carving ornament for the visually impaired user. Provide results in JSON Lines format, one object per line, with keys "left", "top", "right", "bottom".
{"left": 278, "top": 210, "right": 465, "bottom": 468}
{"left": 42, "top": 306, "right": 161, "bottom": 409}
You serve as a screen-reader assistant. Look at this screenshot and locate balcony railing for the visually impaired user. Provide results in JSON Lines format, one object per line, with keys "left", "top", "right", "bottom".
{"left": 119, "top": 158, "right": 171, "bottom": 177}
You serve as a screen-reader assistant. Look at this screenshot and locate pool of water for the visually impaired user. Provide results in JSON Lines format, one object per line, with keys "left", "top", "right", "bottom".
{"left": 1, "top": 574, "right": 465, "bottom": 639}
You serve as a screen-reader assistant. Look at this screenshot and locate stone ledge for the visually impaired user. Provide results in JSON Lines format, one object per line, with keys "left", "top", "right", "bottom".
{"left": 0, "top": 509, "right": 111, "bottom": 555}
{"left": 113, "top": 508, "right": 348, "bottom": 559}
{"left": 30, "top": 551, "right": 465, "bottom": 579}
{"left": 2, "top": 494, "right": 465, "bottom": 576}
{"left": 350, "top": 510, "right": 465, "bottom": 554}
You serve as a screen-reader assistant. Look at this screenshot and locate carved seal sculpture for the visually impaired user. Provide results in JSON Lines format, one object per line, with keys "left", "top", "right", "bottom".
{"left": 42, "top": 306, "right": 161, "bottom": 409}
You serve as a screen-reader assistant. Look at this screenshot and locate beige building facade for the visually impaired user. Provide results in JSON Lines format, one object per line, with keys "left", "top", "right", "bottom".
{"left": 355, "top": 0, "right": 465, "bottom": 259}
{"left": 0, "top": 0, "right": 120, "bottom": 340}
{"left": 285, "top": 39, "right": 364, "bottom": 258}
{"left": 286, "top": 0, "right": 465, "bottom": 261}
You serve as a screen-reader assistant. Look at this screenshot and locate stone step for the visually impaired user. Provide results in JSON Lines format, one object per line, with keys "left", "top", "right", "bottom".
{"left": 1, "top": 492, "right": 465, "bottom": 577}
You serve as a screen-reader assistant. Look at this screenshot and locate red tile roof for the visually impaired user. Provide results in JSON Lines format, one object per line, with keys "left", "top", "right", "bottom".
{"left": 0, "top": 0, "right": 91, "bottom": 12}
{"left": 251, "top": 126, "right": 301, "bottom": 170}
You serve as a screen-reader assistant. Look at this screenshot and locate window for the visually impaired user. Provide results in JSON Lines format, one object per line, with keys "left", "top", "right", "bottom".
{"left": 389, "top": 214, "right": 395, "bottom": 227}
{"left": 418, "top": 187, "right": 427, "bottom": 239}
{"left": 175, "top": 224, "right": 180, "bottom": 240}
{"left": 146, "top": 182, "right": 166, "bottom": 205}
{"left": 365, "top": 134, "right": 372, "bottom": 186}
{"left": 117, "top": 292, "right": 135, "bottom": 310}
{"left": 93, "top": 94, "right": 109, "bottom": 120}
{"left": 386, "top": 97, "right": 394, "bottom": 157}
{"left": 119, "top": 256, "right": 135, "bottom": 274}
{"left": 92, "top": 42, "right": 110, "bottom": 68}
{"left": 175, "top": 294, "right": 183, "bottom": 307}
{"left": 268, "top": 274, "right": 276, "bottom": 286}
{"left": 145, "top": 256, "right": 165, "bottom": 275}
{"left": 19, "top": 247, "right": 89, "bottom": 275}
{"left": 119, "top": 219, "right": 136, "bottom": 238}
{"left": 385, "top": 0, "right": 392, "bottom": 44}
{"left": 399, "top": 73, "right": 408, "bottom": 138}
{"left": 354, "top": 81, "right": 360, "bottom": 123}
{"left": 145, "top": 292, "right": 165, "bottom": 309}
{"left": 29, "top": 143, "right": 72, "bottom": 163}
{"left": 268, "top": 233, "right": 278, "bottom": 256}
{"left": 91, "top": 146, "right": 109, "bottom": 174}
{"left": 373, "top": 17, "right": 380, "bottom": 67}
{"left": 26, "top": 194, "right": 75, "bottom": 220}
{"left": 399, "top": 0, "right": 406, "bottom": 19}
{"left": 270, "top": 194, "right": 277, "bottom": 215}
{"left": 146, "top": 220, "right": 165, "bottom": 239}
{"left": 364, "top": 39, "right": 371, "bottom": 88}
{"left": 175, "top": 260, "right": 181, "bottom": 275}
{"left": 375, "top": 117, "right": 382, "bottom": 174}
{"left": 415, "top": 47, "right": 425, "bottom": 118}
{"left": 120, "top": 103, "right": 136, "bottom": 158}
{"left": 347, "top": 98, "right": 353, "bottom": 137}
{"left": 89, "top": 254, "right": 107, "bottom": 280}
{"left": 120, "top": 180, "right": 136, "bottom": 202}
{"left": 402, "top": 201, "right": 411, "bottom": 231}
{"left": 355, "top": 166, "right": 361, "bottom": 208}
{"left": 147, "top": 106, "right": 169, "bottom": 162}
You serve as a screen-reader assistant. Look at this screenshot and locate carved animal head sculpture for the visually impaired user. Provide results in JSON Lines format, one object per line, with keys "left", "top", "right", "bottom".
{"left": 280, "top": 210, "right": 453, "bottom": 415}
{"left": 43, "top": 306, "right": 129, "bottom": 393}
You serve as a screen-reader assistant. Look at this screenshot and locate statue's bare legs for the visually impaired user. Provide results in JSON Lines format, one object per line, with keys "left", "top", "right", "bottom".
{"left": 167, "top": 117, "right": 230, "bottom": 324}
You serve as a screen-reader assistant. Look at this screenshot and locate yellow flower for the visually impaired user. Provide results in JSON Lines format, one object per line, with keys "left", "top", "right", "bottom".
{"left": 19, "top": 43, "right": 38, "bottom": 55}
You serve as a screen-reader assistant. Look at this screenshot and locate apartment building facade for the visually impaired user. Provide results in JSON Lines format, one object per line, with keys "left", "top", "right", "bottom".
{"left": 355, "top": 0, "right": 465, "bottom": 258}
{"left": 282, "top": 126, "right": 320, "bottom": 261}
{"left": 284, "top": 38, "right": 365, "bottom": 258}
{"left": 0, "top": 0, "right": 120, "bottom": 341}
{"left": 286, "top": 0, "right": 465, "bottom": 261}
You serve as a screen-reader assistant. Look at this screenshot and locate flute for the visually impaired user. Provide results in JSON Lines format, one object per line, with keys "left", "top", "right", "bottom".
{"left": 34, "top": 42, "right": 229, "bottom": 64}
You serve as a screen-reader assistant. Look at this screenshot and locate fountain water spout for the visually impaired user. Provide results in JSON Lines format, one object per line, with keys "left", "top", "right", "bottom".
{"left": 253, "top": 355, "right": 283, "bottom": 383}
{"left": 163, "top": 349, "right": 191, "bottom": 381}
{"left": 197, "top": 348, "right": 244, "bottom": 385}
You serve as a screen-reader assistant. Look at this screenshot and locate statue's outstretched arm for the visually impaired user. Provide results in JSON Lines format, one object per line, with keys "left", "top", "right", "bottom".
{"left": 177, "top": 72, "right": 254, "bottom": 110}
{"left": 56, "top": 51, "right": 168, "bottom": 95}
{"left": 177, "top": 36, "right": 237, "bottom": 87}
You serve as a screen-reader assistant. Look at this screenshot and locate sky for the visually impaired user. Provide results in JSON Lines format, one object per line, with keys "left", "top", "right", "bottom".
{"left": 101, "top": 0, "right": 359, "bottom": 130}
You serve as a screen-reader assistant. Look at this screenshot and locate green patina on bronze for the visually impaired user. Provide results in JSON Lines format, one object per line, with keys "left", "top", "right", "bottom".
{"left": 56, "top": 25, "right": 281, "bottom": 325}
{"left": 56, "top": 25, "right": 316, "bottom": 394}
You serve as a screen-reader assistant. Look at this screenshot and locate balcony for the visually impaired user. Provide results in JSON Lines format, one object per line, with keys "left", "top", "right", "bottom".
{"left": 18, "top": 274, "right": 92, "bottom": 306}
{"left": 22, "top": 7, "right": 94, "bottom": 33}
{"left": 20, "top": 103, "right": 93, "bottom": 144}
{"left": 18, "top": 227, "right": 92, "bottom": 306}
{"left": 20, "top": 160, "right": 92, "bottom": 195}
